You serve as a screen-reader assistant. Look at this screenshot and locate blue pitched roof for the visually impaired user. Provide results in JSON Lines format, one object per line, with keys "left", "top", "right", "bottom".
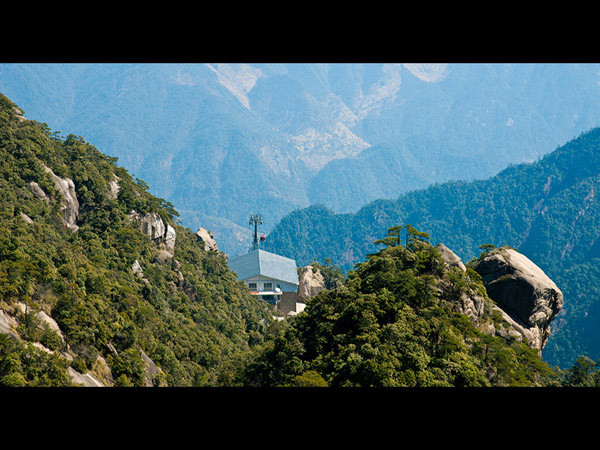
{"left": 228, "top": 249, "right": 299, "bottom": 285}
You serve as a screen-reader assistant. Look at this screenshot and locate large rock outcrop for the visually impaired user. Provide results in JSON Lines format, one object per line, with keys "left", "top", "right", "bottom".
{"left": 436, "top": 243, "right": 466, "bottom": 272}
{"left": 26, "top": 164, "right": 80, "bottom": 231}
{"left": 42, "top": 164, "right": 80, "bottom": 232}
{"left": 129, "top": 211, "right": 176, "bottom": 257}
{"left": 297, "top": 264, "right": 326, "bottom": 303}
{"left": 28, "top": 181, "right": 49, "bottom": 202}
{"left": 135, "top": 211, "right": 166, "bottom": 240}
{"left": 471, "top": 246, "right": 563, "bottom": 353}
{"left": 195, "top": 227, "right": 219, "bottom": 252}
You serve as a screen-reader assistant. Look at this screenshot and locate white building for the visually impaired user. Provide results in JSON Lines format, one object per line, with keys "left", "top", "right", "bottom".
{"left": 228, "top": 248, "right": 299, "bottom": 315}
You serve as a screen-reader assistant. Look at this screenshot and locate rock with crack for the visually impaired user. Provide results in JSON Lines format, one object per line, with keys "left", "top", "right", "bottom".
{"left": 471, "top": 246, "right": 563, "bottom": 353}
{"left": 130, "top": 211, "right": 177, "bottom": 257}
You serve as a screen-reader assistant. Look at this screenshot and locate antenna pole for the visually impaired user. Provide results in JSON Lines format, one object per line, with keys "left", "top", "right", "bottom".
{"left": 249, "top": 214, "right": 263, "bottom": 251}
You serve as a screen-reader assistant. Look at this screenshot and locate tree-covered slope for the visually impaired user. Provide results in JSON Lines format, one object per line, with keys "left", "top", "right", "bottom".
{"left": 0, "top": 94, "right": 272, "bottom": 386}
{"left": 264, "top": 127, "right": 600, "bottom": 368}
{"left": 241, "top": 237, "right": 559, "bottom": 387}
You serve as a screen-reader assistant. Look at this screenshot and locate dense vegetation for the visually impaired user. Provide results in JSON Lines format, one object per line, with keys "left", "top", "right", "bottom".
{"left": 243, "top": 231, "right": 560, "bottom": 386}
{"left": 264, "top": 127, "right": 600, "bottom": 369}
{"left": 0, "top": 94, "right": 272, "bottom": 386}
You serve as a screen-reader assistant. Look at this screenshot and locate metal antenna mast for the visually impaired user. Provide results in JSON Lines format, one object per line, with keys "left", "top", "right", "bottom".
{"left": 249, "top": 214, "right": 263, "bottom": 251}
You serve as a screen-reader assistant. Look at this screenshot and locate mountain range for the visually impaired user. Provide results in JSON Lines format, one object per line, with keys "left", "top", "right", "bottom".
{"left": 3, "top": 63, "right": 600, "bottom": 256}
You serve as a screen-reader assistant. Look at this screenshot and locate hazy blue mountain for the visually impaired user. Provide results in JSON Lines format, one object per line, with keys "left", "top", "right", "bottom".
{"left": 3, "top": 63, "right": 600, "bottom": 256}
{"left": 309, "top": 63, "right": 600, "bottom": 211}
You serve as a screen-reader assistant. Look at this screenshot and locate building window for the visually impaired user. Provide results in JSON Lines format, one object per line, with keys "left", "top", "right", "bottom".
{"left": 264, "top": 282, "right": 272, "bottom": 290}
{"left": 248, "top": 282, "right": 257, "bottom": 290}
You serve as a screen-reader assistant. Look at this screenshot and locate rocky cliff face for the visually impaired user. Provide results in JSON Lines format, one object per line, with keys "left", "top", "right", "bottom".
{"left": 436, "top": 243, "right": 467, "bottom": 272}
{"left": 195, "top": 227, "right": 219, "bottom": 252}
{"left": 470, "top": 246, "right": 563, "bottom": 353}
{"left": 0, "top": 300, "right": 108, "bottom": 386}
{"left": 0, "top": 300, "right": 168, "bottom": 386}
{"left": 42, "top": 164, "right": 80, "bottom": 232}
{"left": 0, "top": 206, "right": 184, "bottom": 386}
{"left": 297, "top": 265, "right": 326, "bottom": 303}
{"left": 129, "top": 211, "right": 176, "bottom": 257}
{"left": 27, "top": 164, "right": 80, "bottom": 232}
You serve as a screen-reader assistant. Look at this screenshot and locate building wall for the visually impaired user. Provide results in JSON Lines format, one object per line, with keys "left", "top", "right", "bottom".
{"left": 279, "top": 291, "right": 298, "bottom": 316}
{"left": 243, "top": 276, "right": 297, "bottom": 293}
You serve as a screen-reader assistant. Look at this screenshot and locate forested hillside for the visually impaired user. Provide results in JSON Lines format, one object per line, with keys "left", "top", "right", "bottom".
{"left": 242, "top": 236, "right": 560, "bottom": 386}
{"left": 264, "top": 127, "right": 600, "bottom": 368}
{"left": 0, "top": 94, "right": 272, "bottom": 386}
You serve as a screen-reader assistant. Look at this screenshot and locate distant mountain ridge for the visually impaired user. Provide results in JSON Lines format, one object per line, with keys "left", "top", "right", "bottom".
{"left": 3, "top": 63, "right": 600, "bottom": 256}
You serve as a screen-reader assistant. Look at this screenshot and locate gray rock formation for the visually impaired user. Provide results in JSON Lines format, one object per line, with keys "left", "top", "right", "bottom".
{"left": 132, "top": 259, "right": 144, "bottom": 277}
{"left": 297, "top": 264, "right": 326, "bottom": 303}
{"left": 15, "top": 302, "right": 65, "bottom": 345}
{"left": 19, "top": 212, "right": 33, "bottom": 225}
{"left": 13, "top": 107, "right": 26, "bottom": 122}
{"left": 164, "top": 225, "right": 176, "bottom": 254}
{"left": 130, "top": 211, "right": 176, "bottom": 257}
{"left": 141, "top": 349, "right": 167, "bottom": 387}
{"left": 107, "top": 174, "right": 120, "bottom": 200}
{"left": 472, "top": 246, "right": 563, "bottom": 352}
{"left": 0, "top": 302, "right": 169, "bottom": 387}
{"left": 454, "top": 290, "right": 487, "bottom": 322}
{"left": 196, "top": 227, "right": 219, "bottom": 252}
{"left": 26, "top": 164, "right": 80, "bottom": 231}
{"left": 436, "top": 243, "right": 466, "bottom": 272}
{"left": 28, "top": 181, "right": 49, "bottom": 202}
{"left": 68, "top": 367, "right": 106, "bottom": 387}
{"left": 1, "top": 304, "right": 109, "bottom": 386}
{"left": 42, "top": 164, "right": 80, "bottom": 232}
{"left": 0, "top": 309, "right": 20, "bottom": 341}
{"left": 134, "top": 211, "right": 166, "bottom": 240}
